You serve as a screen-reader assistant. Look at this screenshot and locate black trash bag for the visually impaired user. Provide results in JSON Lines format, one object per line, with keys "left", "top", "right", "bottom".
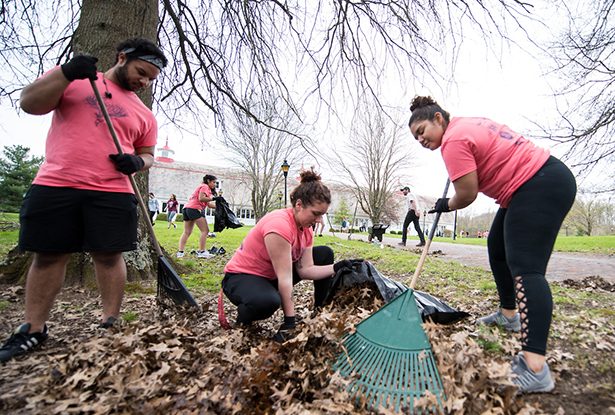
{"left": 214, "top": 196, "right": 243, "bottom": 233}
{"left": 325, "top": 259, "right": 470, "bottom": 324}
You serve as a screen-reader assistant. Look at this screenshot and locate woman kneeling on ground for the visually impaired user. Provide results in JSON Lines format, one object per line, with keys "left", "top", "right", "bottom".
{"left": 222, "top": 169, "right": 351, "bottom": 343}
{"left": 408, "top": 95, "right": 576, "bottom": 394}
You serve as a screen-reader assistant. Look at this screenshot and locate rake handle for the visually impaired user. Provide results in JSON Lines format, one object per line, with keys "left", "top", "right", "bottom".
{"left": 409, "top": 178, "right": 451, "bottom": 290}
{"left": 90, "top": 79, "right": 163, "bottom": 257}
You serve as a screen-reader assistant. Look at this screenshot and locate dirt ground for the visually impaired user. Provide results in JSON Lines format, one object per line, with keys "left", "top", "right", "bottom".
{"left": 0, "top": 272, "right": 614, "bottom": 414}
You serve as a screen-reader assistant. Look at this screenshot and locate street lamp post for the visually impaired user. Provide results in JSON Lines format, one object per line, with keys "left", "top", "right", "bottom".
{"left": 281, "top": 159, "right": 290, "bottom": 207}
{"left": 278, "top": 191, "right": 283, "bottom": 209}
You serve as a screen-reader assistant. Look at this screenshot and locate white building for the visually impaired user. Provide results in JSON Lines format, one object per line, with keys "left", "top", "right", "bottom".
{"left": 149, "top": 141, "right": 456, "bottom": 236}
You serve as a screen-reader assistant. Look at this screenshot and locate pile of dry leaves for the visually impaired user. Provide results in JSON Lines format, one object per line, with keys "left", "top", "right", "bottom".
{"left": 1, "top": 275, "right": 614, "bottom": 414}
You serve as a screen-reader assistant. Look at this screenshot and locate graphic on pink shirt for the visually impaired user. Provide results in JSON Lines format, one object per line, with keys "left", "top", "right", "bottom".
{"left": 85, "top": 95, "right": 128, "bottom": 127}
{"left": 224, "top": 209, "right": 313, "bottom": 280}
{"left": 441, "top": 117, "right": 550, "bottom": 208}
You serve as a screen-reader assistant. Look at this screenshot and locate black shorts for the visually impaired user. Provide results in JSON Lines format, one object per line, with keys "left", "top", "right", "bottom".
{"left": 182, "top": 207, "right": 204, "bottom": 221}
{"left": 19, "top": 185, "right": 138, "bottom": 253}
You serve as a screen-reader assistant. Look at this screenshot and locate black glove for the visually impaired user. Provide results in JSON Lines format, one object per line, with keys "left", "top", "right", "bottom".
{"left": 272, "top": 316, "right": 295, "bottom": 343}
{"left": 109, "top": 154, "right": 145, "bottom": 175}
{"left": 61, "top": 55, "right": 99, "bottom": 81}
{"left": 333, "top": 259, "right": 353, "bottom": 273}
{"left": 212, "top": 196, "right": 223, "bottom": 202}
{"left": 428, "top": 198, "right": 451, "bottom": 214}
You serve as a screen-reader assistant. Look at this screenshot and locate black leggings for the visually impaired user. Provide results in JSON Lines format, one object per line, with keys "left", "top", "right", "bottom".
{"left": 488, "top": 156, "right": 576, "bottom": 356}
{"left": 221, "top": 245, "right": 334, "bottom": 324}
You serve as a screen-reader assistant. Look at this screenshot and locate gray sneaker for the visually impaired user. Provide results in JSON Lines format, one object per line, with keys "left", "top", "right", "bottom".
{"left": 477, "top": 308, "right": 521, "bottom": 332}
{"left": 511, "top": 353, "right": 554, "bottom": 393}
{"left": 197, "top": 251, "right": 215, "bottom": 259}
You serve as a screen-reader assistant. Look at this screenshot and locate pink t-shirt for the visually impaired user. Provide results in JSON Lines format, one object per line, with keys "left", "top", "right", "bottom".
{"left": 183, "top": 183, "right": 212, "bottom": 210}
{"left": 441, "top": 117, "right": 550, "bottom": 208}
{"left": 33, "top": 69, "right": 158, "bottom": 193}
{"left": 224, "top": 209, "right": 314, "bottom": 280}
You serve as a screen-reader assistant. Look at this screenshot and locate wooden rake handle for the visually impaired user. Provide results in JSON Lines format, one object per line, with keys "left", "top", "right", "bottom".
{"left": 409, "top": 178, "right": 451, "bottom": 290}
{"left": 89, "top": 79, "right": 163, "bottom": 257}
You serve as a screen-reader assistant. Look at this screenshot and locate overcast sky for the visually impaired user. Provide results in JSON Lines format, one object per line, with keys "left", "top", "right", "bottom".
{"left": 0, "top": 3, "right": 575, "bottom": 216}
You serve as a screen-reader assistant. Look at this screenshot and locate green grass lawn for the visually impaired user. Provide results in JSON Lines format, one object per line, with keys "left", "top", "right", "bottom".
{"left": 0, "top": 217, "right": 613, "bottom": 297}
{"left": 389, "top": 231, "right": 615, "bottom": 253}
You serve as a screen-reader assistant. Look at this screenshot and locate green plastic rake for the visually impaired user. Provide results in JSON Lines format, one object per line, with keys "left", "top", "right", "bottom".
{"left": 332, "top": 179, "right": 451, "bottom": 413}
{"left": 332, "top": 289, "right": 444, "bottom": 413}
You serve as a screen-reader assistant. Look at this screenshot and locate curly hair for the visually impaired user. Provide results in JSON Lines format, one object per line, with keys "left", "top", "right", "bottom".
{"left": 289, "top": 168, "right": 331, "bottom": 207}
{"left": 408, "top": 95, "right": 450, "bottom": 128}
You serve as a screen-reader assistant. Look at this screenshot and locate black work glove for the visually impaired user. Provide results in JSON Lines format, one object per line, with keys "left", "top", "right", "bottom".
{"left": 272, "top": 316, "right": 296, "bottom": 343}
{"left": 61, "top": 55, "right": 99, "bottom": 81}
{"left": 428, "top": 198, "right": 451, "bottom": 214}
{"left": 212, "top": 196, "right": 223, "bottom": 202}
{"left": 109, "top": 153, "right": 145, "bottom": 175}
{"left": 333, "top": 259, "right": 353, "bottom": 273}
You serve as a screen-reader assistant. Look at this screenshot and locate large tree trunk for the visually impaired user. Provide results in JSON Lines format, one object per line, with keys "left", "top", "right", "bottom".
{"left": 0, "top": 0, "right": 162, "bottom": 286}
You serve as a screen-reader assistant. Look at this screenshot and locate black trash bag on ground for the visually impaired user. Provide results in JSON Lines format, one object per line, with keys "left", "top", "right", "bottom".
{"left": 214, "top": 196, "right": 243, "bottom": 233}
{"left": 325, "top": 259, "right": 470, "bottom": 324}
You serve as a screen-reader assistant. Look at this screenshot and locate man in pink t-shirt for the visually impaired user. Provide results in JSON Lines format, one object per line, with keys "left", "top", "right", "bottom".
{"left": 0, "top": 38, "right": 167, "bottom": 364}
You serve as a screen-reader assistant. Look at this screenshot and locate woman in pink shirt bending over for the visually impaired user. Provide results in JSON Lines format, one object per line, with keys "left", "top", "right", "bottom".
{"left": 222, "top": 169, "right": 351, "bottom": 343}
{"left": 409, "top": 96, "right": 576, "bottom": 394}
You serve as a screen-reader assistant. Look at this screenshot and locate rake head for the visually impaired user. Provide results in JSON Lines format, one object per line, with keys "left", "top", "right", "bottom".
{"left": 333, "top": 289, "right": 444, "bottom": 413}
{"left": 157, "top": 256, "right": 200, "bottom": 311}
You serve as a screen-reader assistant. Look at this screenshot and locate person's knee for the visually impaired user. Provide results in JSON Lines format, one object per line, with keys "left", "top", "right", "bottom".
{"left": 90, "top": 251, "right": 124, "bottom": 268}
{"left": 313, "top": 245, "right": 334, "bottom": 265}
{"left": 239, "top": 294, "right": 281, "bottom": 322}
{"left": 31, "top": 252, "right": 71, "bottom": 269}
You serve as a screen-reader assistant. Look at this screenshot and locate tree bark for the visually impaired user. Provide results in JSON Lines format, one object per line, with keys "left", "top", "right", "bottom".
{"left": 0, "top": 0, "right": 162, "bottom": 286}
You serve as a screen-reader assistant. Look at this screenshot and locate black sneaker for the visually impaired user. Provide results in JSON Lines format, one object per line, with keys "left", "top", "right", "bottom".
{"left": 0, "top": 323, "right": 48, "bottom": 363}
{"left": 99, "top": 316, "right": 119, "bottom": 329}
{"left": 398, "top": 241, "right": 406, "bottom": 246}
{"left": 416, "top": 242, "right": 426, "bottom": 247}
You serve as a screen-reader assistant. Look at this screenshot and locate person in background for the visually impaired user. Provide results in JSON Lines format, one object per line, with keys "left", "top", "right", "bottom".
{"left": 148, "top": 193, "right": 161, "bottom": 226}
{"left": 166, "top": 194, "right": 178, "bottom": 229}
{"left": 177, "top": 175, "right": 219, "bottom": 259}
{"left": 398, "top": 186, "right": 426, "bottom": 247}
{"left": 315, "top": 214, "right": 326, "bottom": 237}
{"left": 0, "top": 37, "right": 167, "bottom": 363}
{"left": 222, "top": 169, "right": 352, "bottom": 343}
{"left": 409, "top": 95, "right": 576, "bottom": 394}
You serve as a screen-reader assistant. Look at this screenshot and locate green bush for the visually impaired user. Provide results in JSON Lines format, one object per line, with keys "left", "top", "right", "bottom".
{"left": 390, "top": 230, "right": 397, "bottom": 235}
{"left": 155, "top": 213, "right": 183, "bottom": 222}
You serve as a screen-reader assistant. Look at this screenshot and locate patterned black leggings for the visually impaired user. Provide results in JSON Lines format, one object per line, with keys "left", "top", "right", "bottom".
{"left": 222, "top": 245, "right": 334, "bottom": 324}
{"left": 487, "top": 156, "right": 576, "bottom": 356}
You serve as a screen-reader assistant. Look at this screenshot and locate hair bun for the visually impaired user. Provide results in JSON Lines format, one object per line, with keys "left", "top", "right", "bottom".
{"left": 299, "top": 168, "right": 321, "bottom": 183}
{"left": 410, "top": 95, "right": 437, "bottom": 112}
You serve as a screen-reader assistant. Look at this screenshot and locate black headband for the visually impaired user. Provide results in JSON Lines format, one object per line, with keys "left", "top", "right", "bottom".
{"left": 121, "top": 47, "right": 164, "bottom": 70}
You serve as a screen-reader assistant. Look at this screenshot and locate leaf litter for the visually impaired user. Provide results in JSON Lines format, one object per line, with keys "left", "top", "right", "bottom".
{"left": 0, "top": 273, "right": 614, "bottom": 414}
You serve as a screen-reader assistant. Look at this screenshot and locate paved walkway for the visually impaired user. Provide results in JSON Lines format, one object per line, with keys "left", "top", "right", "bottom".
{"left": 327, "top": 232, "right": 615, "bottom": 283}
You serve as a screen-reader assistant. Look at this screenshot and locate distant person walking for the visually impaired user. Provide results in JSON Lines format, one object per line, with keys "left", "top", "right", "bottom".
{"left": 409, "top": 95, "right": 576, "bottom": 394}
{"left": 398, "top": 186, "right": 426, "bottom": 247}
{"left": 166, "top": 194, "right": 178, "bottom": 229}
{"left": 177, "top": 175, "right": 219, "bottom": 259}
{"left": 148, "top": 193, "right": 161, "bottom": 226}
